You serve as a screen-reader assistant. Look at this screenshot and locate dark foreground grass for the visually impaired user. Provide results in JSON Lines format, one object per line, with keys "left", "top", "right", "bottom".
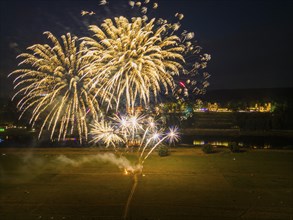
{"left": 0, "top": 147, "right": 292, "bottom": 220}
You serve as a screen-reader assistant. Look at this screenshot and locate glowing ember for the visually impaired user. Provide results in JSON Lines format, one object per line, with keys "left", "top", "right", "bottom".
{"left": 124, "top": 169, "right": 129, "bottom": 175}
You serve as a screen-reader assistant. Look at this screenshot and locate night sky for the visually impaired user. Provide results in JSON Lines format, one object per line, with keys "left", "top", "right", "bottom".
{"left": 0, "top": 0, "right": 292, "bottom": 98}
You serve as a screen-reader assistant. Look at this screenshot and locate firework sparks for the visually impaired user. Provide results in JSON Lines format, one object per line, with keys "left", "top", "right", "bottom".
{"left": 175, "top": 13, "right": 184, "bottom": 20}
{"left": 99, "top": 0, "right": 109, "bottom": 6}
{"left": 81, "top": 10, "right": 89, "bottom": 16}
{"left": 129, "top": 1, "right": 135, "bottom": 8}
{"left": 141, "top": 6, "right": 147, "bottom": 14}
{"left": 9, "top": 32, "right": 109, "bottom": 143}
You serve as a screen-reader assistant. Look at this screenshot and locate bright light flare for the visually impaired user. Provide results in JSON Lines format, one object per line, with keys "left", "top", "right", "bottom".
{"left": 166, "top": 126, "right": 180, "bottom": 143}
{"left": 128, "top": 113, "right": 145, "bottom": 131}
{"left": 124, "top": 168, "right": 129, "bottom": 175}
{"left": 149, "top": 121, "right": 155, "bottom": 128}
{"left": 121, "top": 118, "right": 127, "bottom": 127}
{"left": 152, "top": 132, "right": 160, "bottom": 140}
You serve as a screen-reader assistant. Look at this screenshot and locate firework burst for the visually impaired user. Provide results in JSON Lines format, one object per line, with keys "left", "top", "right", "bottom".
{"left": 90, "top": 119, "right": 125, "bottom": 148}
{"left": 9, "top": 32, "right": 110, "bottom": 143}
{"left": 82, "top": 16, "right": 185, "bottom": 110}
{"left": 10, "top": 0, "right": 210, "bottom": 147}
{"left": 90, "top": 113, "right": 179, "bottom": 164}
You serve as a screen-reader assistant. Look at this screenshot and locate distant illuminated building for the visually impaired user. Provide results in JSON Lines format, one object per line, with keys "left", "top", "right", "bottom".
{"left": 193, "top": 108, "right": 208, "bottom": 112}
{"left": 142, "top": 101, "right": 272, "bottom": 114}
{"left": 209, "top": 141, "right": 229, "bottom": 147}
{"left": 248, "top": 103, "right": 271, "bottom": 112}
{"left": 193, "top": 140, "right": 205, "bottom": 145}
{"left": 208, "top": 102, "right": 218, "bottom": 112}
{"left": 193, "top": 140, "right": 229, "bottom": 147}
{"left": 217, "top": 107, "right": 231, "bottom": 112}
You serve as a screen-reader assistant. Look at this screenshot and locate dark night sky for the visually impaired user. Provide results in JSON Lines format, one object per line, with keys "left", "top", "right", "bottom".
{"left": 0, "top": 0, "right": 292, "bottom": 98}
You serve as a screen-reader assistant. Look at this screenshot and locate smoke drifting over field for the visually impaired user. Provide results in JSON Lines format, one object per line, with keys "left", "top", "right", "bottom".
{"left": 56, "top": 153, "right": 141, "bottom": 173}
{"left": 0, "top": 151, "right": 141, "bottom": 185}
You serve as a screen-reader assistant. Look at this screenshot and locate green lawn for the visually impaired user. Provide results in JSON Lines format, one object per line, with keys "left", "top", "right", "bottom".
{"left": 0, "top": 147, "right": 292, "bottom": 220}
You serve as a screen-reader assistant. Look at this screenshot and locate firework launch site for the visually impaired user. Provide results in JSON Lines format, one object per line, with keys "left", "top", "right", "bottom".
{"left": 0, "top": 147, "right": 292, "bottom": 220}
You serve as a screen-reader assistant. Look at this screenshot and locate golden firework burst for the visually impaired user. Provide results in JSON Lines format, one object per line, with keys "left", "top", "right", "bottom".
{"left": 82, "top": 16, "right": 185, "bottom": 110}
{"left": 9, "top": 32, "right": 110, "bottom": 143}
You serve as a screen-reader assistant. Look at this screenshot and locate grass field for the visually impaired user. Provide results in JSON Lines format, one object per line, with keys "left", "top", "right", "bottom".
{"left": 0, "top": 147, "right": 292, "bottom": 220}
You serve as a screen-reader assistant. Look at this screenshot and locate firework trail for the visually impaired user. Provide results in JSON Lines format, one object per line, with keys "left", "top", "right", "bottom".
{"left": 123, "top": 173, "right": 138, "bottom": 220}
